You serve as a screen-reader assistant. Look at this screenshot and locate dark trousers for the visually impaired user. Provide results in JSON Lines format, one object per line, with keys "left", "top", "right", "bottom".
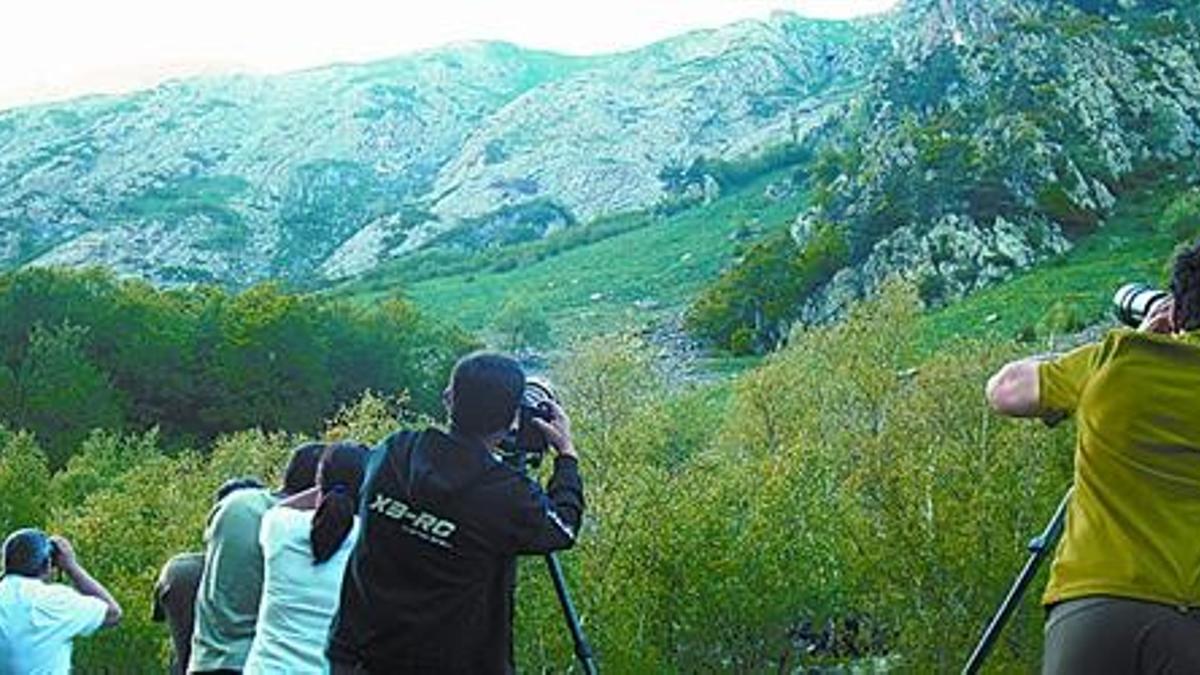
{"left": 1043, "top": 596, "right": 1200, "bottom": 674}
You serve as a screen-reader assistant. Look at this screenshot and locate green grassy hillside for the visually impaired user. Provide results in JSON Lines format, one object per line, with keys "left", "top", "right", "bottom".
{"left": 332, "top": 172, "right": 1196, "bottom": 367}
{"left": 334, "top": 171, "right": 809, "bottom": 345}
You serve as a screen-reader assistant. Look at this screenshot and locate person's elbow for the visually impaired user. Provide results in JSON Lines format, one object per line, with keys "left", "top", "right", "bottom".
{"left": 102, "top": 602, "right": 123, "bottom": 628}
{"left": 986, "top": 361, "right": 1040, "bottom": 417}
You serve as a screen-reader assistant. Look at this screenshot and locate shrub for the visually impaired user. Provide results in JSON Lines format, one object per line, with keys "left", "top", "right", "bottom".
{"left": 0, "top": 430, "right": 52, "bottom": 537}
{"left": 492, "top": 298, "right": 554, "bottom": 354}
{"left": 0, "top": 268, "right": 474, "bottom": 467}
{"left": 686, "top": 224, "right": 849, "bottom": 352}
{"left": 1036, "top": 184, "right": 1100, "bottom": 237}
{"left": 1159, "top": 189, "right": 1200, "bottom": 242}
{"left": 15, "top": 286, "right": 1076, "bottom": 673}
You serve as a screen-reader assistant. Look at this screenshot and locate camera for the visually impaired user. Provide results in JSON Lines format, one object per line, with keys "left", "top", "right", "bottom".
{"left": 502, "top": 377, "right": 558, "bottom": 472}
{"left": 1114, "top": 283, "right": 1171, "bottom": 328}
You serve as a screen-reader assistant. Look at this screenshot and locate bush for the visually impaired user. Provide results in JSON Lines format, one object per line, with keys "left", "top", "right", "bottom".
{"left": 1159, "top": 189, "right": 1200, "bottom": 242}
{"left": 0, "top": 429, "right": 52, "bottom": 537}
{"left": 492, "top": 298, "right": 553, "bottom": 354}
{"left": 523, "top": 284, "right": 1070, "bottom": 671}
{"left": 686, "top": 224, "right": 849, "bottom": 353}
{"left": 9, "top": 286, "right": 1076, "bottom": 672}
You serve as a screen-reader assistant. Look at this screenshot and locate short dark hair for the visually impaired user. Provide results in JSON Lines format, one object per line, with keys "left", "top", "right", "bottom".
{"left": 215, "top": 476, "right": 265, "bottom": 503}
{"left": 281, "top": 443, "right": 326, "bottom": 496}
{"left": 2, "top": 528, "right": 53, "bottom": 578}
{"left": 1172, "top": 238, "right": 1200, "bottom": 331}
{"left": 449, "top": 352, "right": 525, "bottom": 436}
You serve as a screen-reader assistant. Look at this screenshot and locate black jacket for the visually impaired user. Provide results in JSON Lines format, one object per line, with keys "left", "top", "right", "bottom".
{"left": 327, "top": 428, "right": 584, "bottom": 674}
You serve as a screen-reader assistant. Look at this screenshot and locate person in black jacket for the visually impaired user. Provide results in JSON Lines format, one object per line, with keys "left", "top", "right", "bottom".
{"left": 327, "top": 352, "right": 585, "bottom": 675}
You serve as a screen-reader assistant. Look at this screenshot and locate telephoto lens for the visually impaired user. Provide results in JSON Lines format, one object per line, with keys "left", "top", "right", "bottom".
{"left": 1113, "top": 283, "right": 1171, "bottom": 328}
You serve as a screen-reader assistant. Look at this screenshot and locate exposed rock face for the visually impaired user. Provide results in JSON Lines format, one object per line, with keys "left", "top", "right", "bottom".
{"left": 802, "top": 214, "right": 1070, "bottom": 323}
{"left": 792, "top": 0, "right": 1200, "bottom": 320}
{"left": 428, "top": 18, "right": 868, "bottom": 229}
{"left": 0, "top": 16, "right": 879, "bottom": 287}
{"left": 5, "top": 0, "right": 1197, "bottom": 323}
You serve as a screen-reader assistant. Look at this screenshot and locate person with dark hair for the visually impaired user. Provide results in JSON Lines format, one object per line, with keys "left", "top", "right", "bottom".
{"left": 189, "top": 443, "right": 326, "bottom": 674}
{"left": 243, "top": 442, "right": 370, "bottom": 674}
{"left": 987, "top": 239, "right": 1200, "bottom": 673}
{"left": 152, "top": 477, "right": 265, "bottom": 675}
{"left": 214, "top": 476, "right": 267, "bottom": 504}
{"left": 327, "top": 351, "right": 585, "bottom": 674}
{"left": 0, "top": 529, "right": 122, "bottom": 674}
{"left": 280, "top": 443, "right": 325, "bottom": 497}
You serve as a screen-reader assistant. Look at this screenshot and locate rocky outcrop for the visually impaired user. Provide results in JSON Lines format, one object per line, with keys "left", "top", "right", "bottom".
{"left": 801, "top": 213, "right": 1070, "bottom": 323}
{"left": 791, "top": 0, "right": 1200, "bottom": 320}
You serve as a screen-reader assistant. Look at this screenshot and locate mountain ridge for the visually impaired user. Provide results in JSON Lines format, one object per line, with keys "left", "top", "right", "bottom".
{"left": 0, "top": 12, "right": 880, "bottom": 287}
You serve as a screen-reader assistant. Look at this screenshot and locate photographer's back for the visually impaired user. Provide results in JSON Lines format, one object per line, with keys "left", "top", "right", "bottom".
{"left": 1040, "top": 329, "right": 1200, "bottom": 608}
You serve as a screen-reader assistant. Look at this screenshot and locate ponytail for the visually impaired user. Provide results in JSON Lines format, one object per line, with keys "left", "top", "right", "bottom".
{"left": 309, "top": 442, "right": 369, "bottom": 565}
{"left": 311, "top": 485, "right": 355, "bottom": 564}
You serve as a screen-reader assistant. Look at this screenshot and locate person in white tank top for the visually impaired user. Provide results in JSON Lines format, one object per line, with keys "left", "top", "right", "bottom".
{"left": 244, "top": 442, "right": 370, "bottom": 675}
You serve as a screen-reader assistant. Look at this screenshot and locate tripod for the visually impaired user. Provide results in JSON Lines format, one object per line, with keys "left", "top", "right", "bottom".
{"left": 509, "top": 447, "right": 599, "bottom": 675}
{"left": 546, "top": 551, "right": 599, "bottom": 675}
{"left": 962, "top": 488, "right": 1072, "bottom": 674}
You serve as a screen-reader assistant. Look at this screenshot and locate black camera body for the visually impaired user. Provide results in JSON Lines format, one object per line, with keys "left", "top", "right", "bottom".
{"left": 502, "top": 378, "right": 558, "bottom": 472}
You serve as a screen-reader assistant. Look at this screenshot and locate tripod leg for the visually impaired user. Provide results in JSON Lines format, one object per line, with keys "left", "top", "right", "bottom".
{"left": 962, "top": 489, "right": 1071, "bottom": 675}
{"left": 545, "top": 553, "right": 599, "bottom": 675}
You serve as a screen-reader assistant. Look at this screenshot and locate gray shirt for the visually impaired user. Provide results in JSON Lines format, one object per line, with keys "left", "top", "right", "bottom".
{"left": 152, "top": 552, "right": 204, "bottom": 675}
{"left": 188, "top": 488, "right": 277, "bottom": 672}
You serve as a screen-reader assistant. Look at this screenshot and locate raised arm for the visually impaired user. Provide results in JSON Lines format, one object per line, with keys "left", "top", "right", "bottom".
{"left": 986, "top": 358, "right": 1043, "bottom": 418}
{"left": 52, "top": 536, "right": 123, "bottom": 627}
{"left": 516, "top": 400, "right": 585, "bottom": 554}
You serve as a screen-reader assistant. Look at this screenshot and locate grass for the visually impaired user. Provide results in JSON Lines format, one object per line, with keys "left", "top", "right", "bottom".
{"left": 334, "top": 164, "right": 1190, "bottom": 373}
{"left": 337, "top": 170, "right": 808, "bottom": 345}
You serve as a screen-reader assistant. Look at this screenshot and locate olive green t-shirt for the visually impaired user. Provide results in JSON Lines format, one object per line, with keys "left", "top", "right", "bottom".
{"left": 1037, "top": 329, "right": 1200, "bottom": 607}
{"left": 188, "top": 488, "right": 277, "bottom": 671}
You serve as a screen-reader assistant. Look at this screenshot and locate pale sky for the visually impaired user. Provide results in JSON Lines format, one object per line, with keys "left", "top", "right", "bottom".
{"left": 0, "top": 0, "right": 899, "bottom": 111}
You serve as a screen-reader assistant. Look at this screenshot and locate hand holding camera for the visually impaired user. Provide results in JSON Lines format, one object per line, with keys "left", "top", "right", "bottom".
{"left": 1138, "top": 296, "right": 1176, "bottom": 334}
{"left": 49, "top": 535, "right": 78, "bottom": 571}
{"left": 530, "top": 399, "right": 577, "bottom": 460}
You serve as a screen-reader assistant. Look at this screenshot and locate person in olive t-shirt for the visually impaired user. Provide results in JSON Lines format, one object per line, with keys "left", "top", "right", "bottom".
{"left": 154, "top": 477, "right": 264, "bottom": 675}
{"left": 987, "top": 239, "right": 1200, "bottom": 673}
{"left": 188, "top": 445, "right": 323, "bottom": 674}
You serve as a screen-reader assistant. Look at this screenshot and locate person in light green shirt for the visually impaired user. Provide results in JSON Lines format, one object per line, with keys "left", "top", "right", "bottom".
{"left": 987, "top": 239, "right": 1200, "bottom": 674}
{"left": 188, "top": 444, "right": 324, "bottom": 674}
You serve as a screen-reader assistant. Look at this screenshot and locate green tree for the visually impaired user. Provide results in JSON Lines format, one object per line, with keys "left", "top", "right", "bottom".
{"left": 0, "top": 430, "right": 52, "bottom": 536}
{"left": 194, "top": 284, "right": 332, "bottom": 434}
{"left": 10, "top": 322, "right": 124, "bottom": 469}
{"left": 687, "top": 224, "right": 848, "bottom": 352}
{"left": 492, "top": 298, "right": 553, "bottom": 353}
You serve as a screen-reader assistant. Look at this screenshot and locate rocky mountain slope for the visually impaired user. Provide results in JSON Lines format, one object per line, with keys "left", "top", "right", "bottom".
{"left": 788, "top": 0, "right": 1200, "bottom": 322}
{"left": 0, "top": 15, "right": 878, "bottom": 286}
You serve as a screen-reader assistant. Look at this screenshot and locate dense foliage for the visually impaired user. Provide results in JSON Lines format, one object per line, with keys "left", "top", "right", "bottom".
{"left": 0, "top": 267, "right": 475, "bottom": 467}
{"left": 686, "top": 224, "right": 847, "bottom": 354}
{"left": 0, "top": 284, "right": 1075, "bottom": 672}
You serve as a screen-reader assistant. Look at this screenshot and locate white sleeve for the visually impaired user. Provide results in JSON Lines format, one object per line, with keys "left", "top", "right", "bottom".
{"left": 32, "top": 584, "right": 109, "bottom": 638}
